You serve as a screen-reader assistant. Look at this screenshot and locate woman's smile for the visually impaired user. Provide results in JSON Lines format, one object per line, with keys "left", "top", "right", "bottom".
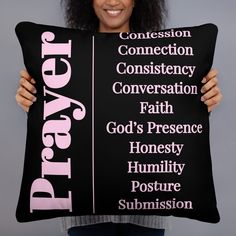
{"left": 104, "top": 9, "right": 123, "bottom": 17}
{"left": 93, "top": 0, "right": 134, "bottom": 32}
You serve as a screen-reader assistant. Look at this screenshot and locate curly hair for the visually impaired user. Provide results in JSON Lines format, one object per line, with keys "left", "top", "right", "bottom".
{"left": 61, "top": 0, "right": 167, "bottom": 32}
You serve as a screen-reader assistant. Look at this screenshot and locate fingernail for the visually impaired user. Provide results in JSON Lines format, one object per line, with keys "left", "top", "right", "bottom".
{"left": 201, "top": 88, "right": 205, "bottom": 93}
{"left": 31, "top": 78, "right": 36, "bottom": 84}
{"left": 33, "top": 97, "right": 37, "bottom": 102}
{"left": 202, "top": 78, "right": 206, "bottom": 83}
{"left": 201, "top": 96, "right": 205, "bottom": 102}
{"left": 33, "top": 89, "right": 37, "bottom": 94}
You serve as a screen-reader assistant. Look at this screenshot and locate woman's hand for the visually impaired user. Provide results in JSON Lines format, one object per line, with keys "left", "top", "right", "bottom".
{"left": 15, "top": 70, "right": 37, "bottom": 112}
{"left": 201, "top": 69, "right": 222, "bottom": 112}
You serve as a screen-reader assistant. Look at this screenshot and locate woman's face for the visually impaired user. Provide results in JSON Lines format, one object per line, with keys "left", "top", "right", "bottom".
{"left": 93, "top": 0, "right": 134, "bottom": 32}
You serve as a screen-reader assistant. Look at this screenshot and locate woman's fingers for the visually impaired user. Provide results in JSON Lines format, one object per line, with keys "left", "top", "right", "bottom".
{"left": 201, "top": 85, "right": 220, "bottom": 102}
{"left": 16, "top": 69, "right": 37, "bottom": 112}
{"left": 19, "top": 77, "right": 37, "bottom": 94}
{"left": 15, "top": 93, "right": 33, "bottom": 112}
{"left": 201, "top": 68, "right": 222, "bottom": 112}
{"left": 201, "top": 76, "right": 218, "bottom": 94}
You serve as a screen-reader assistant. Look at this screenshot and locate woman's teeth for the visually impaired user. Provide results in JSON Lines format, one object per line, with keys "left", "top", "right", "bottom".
{"left": 106, "top": 10, "right": 122, "bottom": 16}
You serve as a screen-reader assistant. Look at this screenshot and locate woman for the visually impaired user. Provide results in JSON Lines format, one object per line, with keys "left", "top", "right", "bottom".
{"left": 15, "top": 1, "right": 222, "bottom": 235}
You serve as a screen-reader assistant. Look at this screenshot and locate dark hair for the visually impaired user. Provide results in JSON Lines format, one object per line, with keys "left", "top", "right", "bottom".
{"left": 61, "top": 0, "right": 167, "bottom": 32}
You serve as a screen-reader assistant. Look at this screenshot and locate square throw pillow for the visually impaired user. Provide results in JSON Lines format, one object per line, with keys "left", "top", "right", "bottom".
{"left": 15, "top": 21, "right": 220, "bottom": 223}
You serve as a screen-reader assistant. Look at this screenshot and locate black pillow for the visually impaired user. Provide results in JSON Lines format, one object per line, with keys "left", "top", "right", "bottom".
{"left": 15, "top": 21, "right": 220, "bottom": 223}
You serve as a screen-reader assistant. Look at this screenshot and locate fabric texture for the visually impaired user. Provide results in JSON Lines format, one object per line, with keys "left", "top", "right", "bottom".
{"left": 61, "top": 215, "right": 170, "bottom": 231}
{"left": 15, "top": 21, "right": 220, "bottom": 223}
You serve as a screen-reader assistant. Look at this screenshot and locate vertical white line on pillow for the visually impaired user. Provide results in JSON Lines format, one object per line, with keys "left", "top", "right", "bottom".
{"left": 92, "top": 35, "right": 95, "bottom": 214}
